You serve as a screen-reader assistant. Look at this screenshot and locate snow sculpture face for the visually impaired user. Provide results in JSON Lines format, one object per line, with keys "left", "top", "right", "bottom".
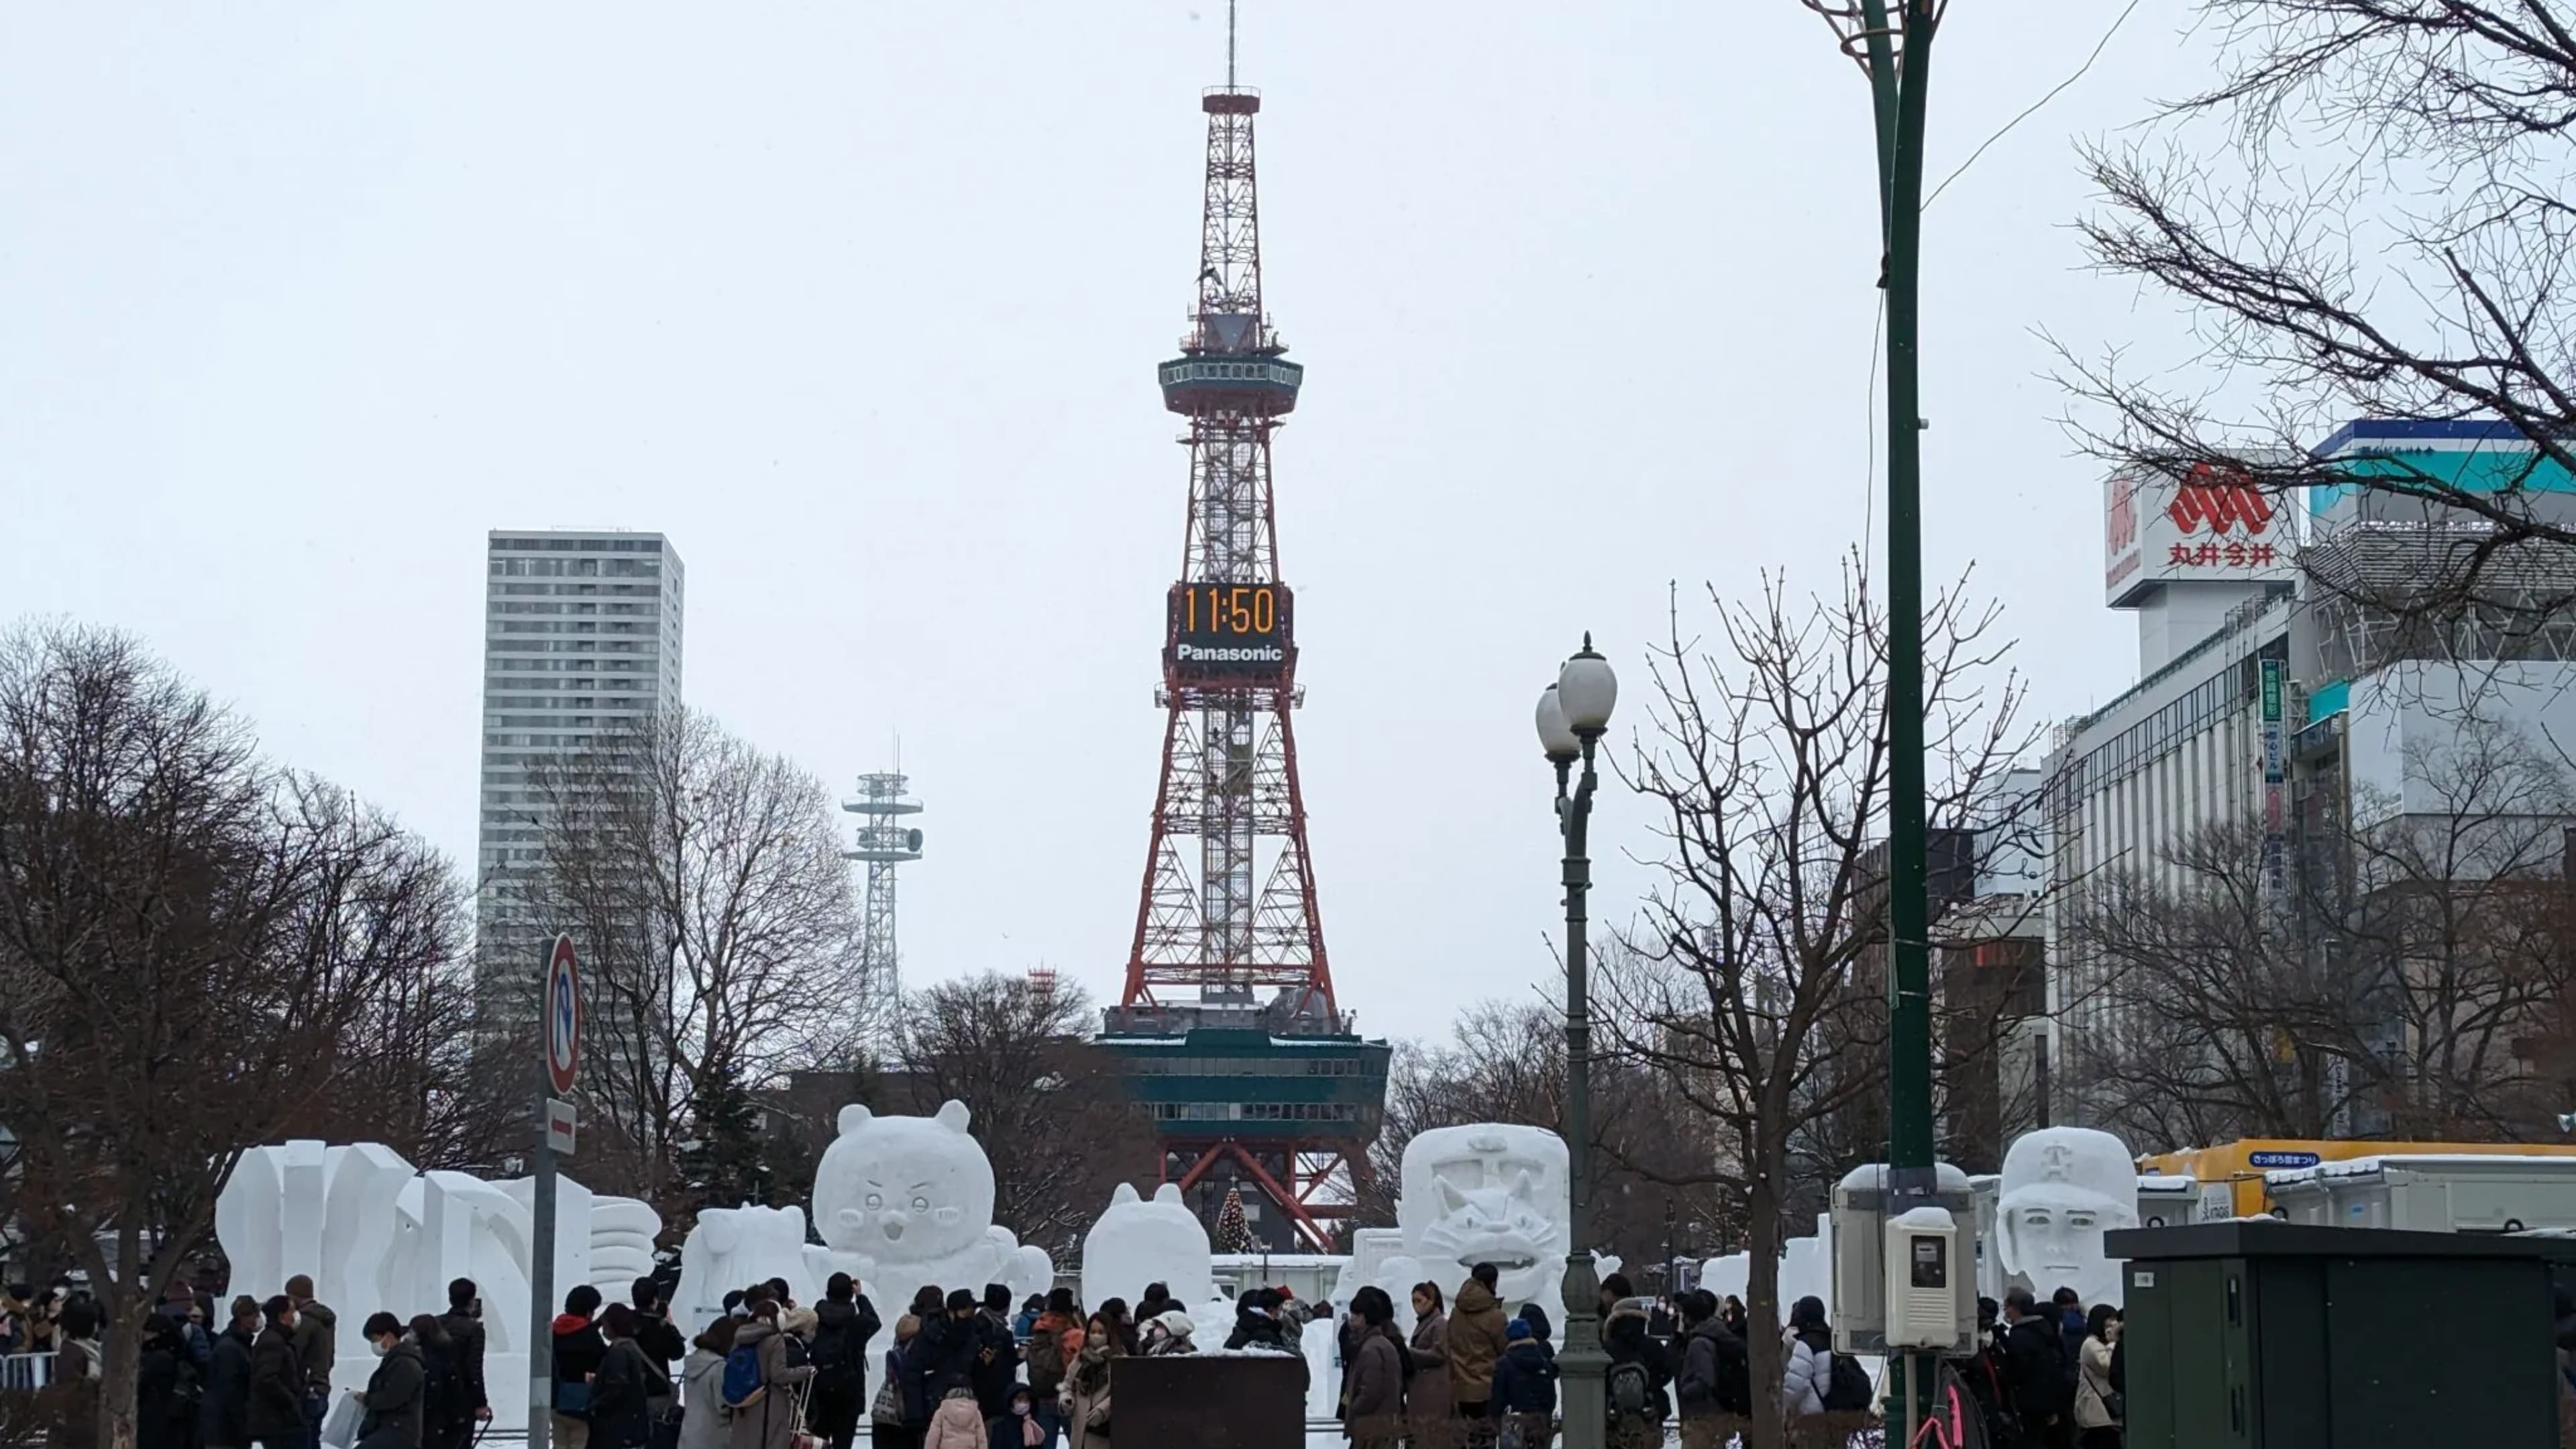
{"left": 1083, "top": 1183, "right": 1215, "bottom": 1311}
{"left": 1398, "top": 1126, "right": 1571, "bottom": 1308}
{"left": 1994, "top": 1127, "right": 2139, "bottom": 1309}
{"left": 813, "top": 1101, "right": 994, "bottom": 1263}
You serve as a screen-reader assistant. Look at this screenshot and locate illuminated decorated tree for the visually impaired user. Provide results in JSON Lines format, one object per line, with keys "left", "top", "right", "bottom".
{"left": 1213, "top": 1185, "right": 1258, "bottom": 1254}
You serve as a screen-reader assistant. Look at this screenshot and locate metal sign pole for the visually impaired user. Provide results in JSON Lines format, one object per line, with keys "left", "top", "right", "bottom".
{"left": 530, "top": 1084, "right": 556, "bottom": 1449}
{"left": 529, "top": 934, "right": 578, "bottom": 1449}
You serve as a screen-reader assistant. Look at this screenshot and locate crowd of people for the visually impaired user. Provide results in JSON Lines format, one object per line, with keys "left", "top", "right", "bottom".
{"left": 40, "top": 1259, "right": 2128, "bottom": 1449}
{"left": 1953, "top": 1286, "right": 2125, "bottom": 1449}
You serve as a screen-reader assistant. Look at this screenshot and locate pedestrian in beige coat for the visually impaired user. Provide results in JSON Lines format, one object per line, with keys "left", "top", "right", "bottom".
{"left": 726, "top": 1301, "right": 814, "bottom": 1449}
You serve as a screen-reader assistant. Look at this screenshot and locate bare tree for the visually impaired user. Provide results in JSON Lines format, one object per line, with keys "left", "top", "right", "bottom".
{"left": 2061, "top": 0, "right": 2576, "bottom": 616}
{"left": 1594, "top": 561, "right": 2033, "bottom": 1449}
{"left": 0, "top": 624, "right": 470, "bottom": 1449}
{"left": 891, "top": 971, "right": 1155, "bottom": 1260}
{"left": 1360, "top": 1000, "right": 1738, "bottom": 1277}
{"left": 523, "top": 708, "right": 871, "bottom": 1214}
{"left": 2067, "top": 720, "right": 2576, "bottom": 1142}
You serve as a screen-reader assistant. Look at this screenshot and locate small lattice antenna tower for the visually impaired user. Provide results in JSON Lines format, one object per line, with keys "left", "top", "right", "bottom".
{"left": 843, "top": 768, "right": 923, "bottom": 1044}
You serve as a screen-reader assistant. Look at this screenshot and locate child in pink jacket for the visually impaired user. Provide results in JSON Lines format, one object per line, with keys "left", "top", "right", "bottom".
{"left": 922, "top": 1385, "right": 986, "bottom": 1449}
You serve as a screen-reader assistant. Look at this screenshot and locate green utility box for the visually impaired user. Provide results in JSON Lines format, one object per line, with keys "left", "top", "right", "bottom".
{"left": 2106, "top": 1222, "right": 2576, "bottom": 1448}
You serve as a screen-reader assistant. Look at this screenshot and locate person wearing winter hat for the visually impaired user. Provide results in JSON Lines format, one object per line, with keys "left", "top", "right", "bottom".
{"left": 1139, "top": 1309, "right": 1196, "bottom": 1356}
{"left": 1489, "top": 1316, "right": 1559, "bottom": 1444}
{"left": 1023, "top": 1290, "right": 1080, "bottom": 1449}
{"left": 985, "top": 1385, "right": 1042, "bottom": 1449}
{"left": 912, "top": 1290, "right": 983, "bottom": 1404}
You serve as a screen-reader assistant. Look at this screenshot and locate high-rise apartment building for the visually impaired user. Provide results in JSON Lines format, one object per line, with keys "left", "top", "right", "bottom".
{"left": 476, "top": 530, "right": 685, "bottom": 1019}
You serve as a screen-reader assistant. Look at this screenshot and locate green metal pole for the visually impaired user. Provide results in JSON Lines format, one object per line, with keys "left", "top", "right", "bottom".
{"left": 1864, "top": 0, "right": 1940, "bottom": 1434}
{"left": 1881, "top": 0, "right": 1937, "bottom": 1191}
{"left": 1556, "top": 746, "right": 1607, "bottom": 1449}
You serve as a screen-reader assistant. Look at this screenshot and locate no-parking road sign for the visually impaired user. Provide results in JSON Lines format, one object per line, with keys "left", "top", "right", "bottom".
{"left": 543, "top": 934, "right": 581, "bottom": 1096}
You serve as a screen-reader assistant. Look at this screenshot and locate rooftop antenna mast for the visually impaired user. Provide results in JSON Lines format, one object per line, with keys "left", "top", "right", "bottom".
{"left": 843, "top": 767, "right": 923, "bottom": 1047}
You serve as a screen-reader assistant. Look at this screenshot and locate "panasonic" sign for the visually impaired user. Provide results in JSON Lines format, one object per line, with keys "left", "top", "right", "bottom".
{"left": 1175, "top": 643, "right": 1285, "bottom": 663}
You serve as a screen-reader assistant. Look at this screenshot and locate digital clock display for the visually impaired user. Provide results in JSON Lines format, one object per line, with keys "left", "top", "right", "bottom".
{"left": 1166, "top": 582, "right": 1295, "bottom": 682}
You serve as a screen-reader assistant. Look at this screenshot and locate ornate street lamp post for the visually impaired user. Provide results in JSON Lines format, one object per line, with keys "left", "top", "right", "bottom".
{"left": 1535, "top": 635, "right": 1616, "bottom": 1449}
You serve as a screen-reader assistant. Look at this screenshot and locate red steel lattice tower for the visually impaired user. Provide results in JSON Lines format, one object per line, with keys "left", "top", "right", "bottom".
{"left": 1122, "top": 39, "right": 1335, "bottom": 1027}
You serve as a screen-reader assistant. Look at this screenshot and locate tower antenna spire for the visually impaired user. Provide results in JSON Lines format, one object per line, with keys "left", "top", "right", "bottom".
{"left": 1227, "top": 0, "right": 1237, "bottom": 89}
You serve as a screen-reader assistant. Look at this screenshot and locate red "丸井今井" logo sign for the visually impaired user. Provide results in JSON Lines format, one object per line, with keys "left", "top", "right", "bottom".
{"left": 2167, "top": 466, "right": 2275, "bottom": 535}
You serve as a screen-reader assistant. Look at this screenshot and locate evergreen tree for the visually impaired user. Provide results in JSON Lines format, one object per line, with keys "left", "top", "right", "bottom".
{"left": 678, "top": 1066, "right": 771, "bottom": 1210}
{"left": 1213, "top": 1185, "right": 1258, "bottom": 1253}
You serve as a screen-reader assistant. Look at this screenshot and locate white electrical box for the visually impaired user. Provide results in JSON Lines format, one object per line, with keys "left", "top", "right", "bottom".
{"left": 1831, "top": 1162, "right": 1975, "bottom": 1356}
{"left": 1883, "top": 1206, "right": 1959, "bottom": 1350}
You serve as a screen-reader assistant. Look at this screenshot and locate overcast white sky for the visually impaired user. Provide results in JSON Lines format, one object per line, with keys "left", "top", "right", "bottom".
{"left": 0, "top": 3, "right": 2218, "bottom": 1046}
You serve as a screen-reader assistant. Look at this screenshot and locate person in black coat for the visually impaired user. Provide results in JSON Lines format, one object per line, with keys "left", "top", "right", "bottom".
{"left": 969, "top": 1285, "right": 1018, "bottom": 1419}
{"left": 203, "top": 1299, "right": 260, "bottom": 1449}
{"left": 248, "top": 1298, "right": 309, "bottom": 1449}
{"left": 1673, "top": 1290, "right": 1750, "bottom": 1421}
{"left": 1487, "top": 1319, "right": 1559, "bottom": 1417}
{"left": 551, "top": 1285, "right": 607, "bottom": 1447}
{"left": 354, "top": 1314, "right": 427, "bottom": 1449}
{"left": 2001, "top": 1289, "right": 2076, "bottom": 1449}
{"left": 806, "top": 1275, "right": 882, "bottom": 1449}
{"left": 1603, "top": 1296, "right": 1677, "bottom": 1428}
{"left": 435, "top": 1281, "right": 490, "bottom": 1449}
{"left": 916, "top": 1292, "right": 985, "bottom": 1401}
{"left": 140, "top": 1313, "right": 202, "bottom": 1449}
{"left": 584, "top": 1307, "right": 657, "bottom": 1449}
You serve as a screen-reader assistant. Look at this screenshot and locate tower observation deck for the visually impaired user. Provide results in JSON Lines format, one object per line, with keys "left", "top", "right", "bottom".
{"left": 1098, "top": 25, "right": 1388, "bottom": 1253}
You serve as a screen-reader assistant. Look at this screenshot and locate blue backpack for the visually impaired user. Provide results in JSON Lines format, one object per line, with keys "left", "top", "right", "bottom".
{"left": 721, "top": 1343, "right": 767, "bottom": 1411}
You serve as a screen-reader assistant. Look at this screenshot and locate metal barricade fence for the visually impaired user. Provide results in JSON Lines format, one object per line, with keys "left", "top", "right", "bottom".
{"left": 0, "top": 1355, "right": 50, "bottom": 1394}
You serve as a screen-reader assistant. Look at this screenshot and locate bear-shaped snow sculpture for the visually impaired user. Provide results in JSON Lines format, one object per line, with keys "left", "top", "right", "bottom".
{"left": 673, "top": 1204, "right": 818, "bottom": 1336}
{"left": 1082, "top": 1183, "right": 1215, "bottom": 1312}
{"left": 808, "top": 1101, "right": 1053, "bottom": 1313}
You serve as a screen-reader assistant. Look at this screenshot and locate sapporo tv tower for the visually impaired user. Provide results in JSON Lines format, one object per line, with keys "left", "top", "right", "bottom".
{"left": 1098, "top": 6, "right": 1389, "bottom": 1254}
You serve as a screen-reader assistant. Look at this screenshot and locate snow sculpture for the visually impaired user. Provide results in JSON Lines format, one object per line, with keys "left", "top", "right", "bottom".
{"left": 670, "top": 1205, "right": 820, "bottom": 1336}
{"left": 1336, "top": 1124, "right": 1618, "bottom": 1330}
{"left": 216, "top": 1141, "right": 661, "bottom": 1431}
{"left": 1399, "top": 1124, "right": 1602, "bottom": 1311}
{"left": 806, "top": 1101, "right": 1053, "bottom": 1312}
{"left": 1082, "top": 1183, "right": 1215, "bottom": 1312}
{"left": 1332, "top": 1228, "right": 1407, "bottom": 1307}
{"left": 1993, "top": 1126, "right": 2139, "bottom": 1309}
{"left": 1699, "top": 1253, "right": 1748, "bottom": 1307}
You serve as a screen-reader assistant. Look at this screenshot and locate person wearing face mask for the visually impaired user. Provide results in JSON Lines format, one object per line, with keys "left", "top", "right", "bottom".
{"left": 248, "top": 1297, "right": 306, "bottom": 1449}
{"left": 353, "top": 1313, "right": 425, "bottom": 1449}
{"left": 985, "top": 1385, "right": 1042, "bottom": 1449}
